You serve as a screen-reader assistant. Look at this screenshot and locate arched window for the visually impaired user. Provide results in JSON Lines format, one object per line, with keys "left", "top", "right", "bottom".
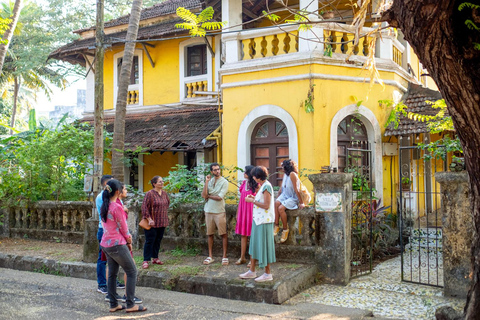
{"left": 337, "top": 115, "right": 369, "bottom": 173}
{"left": 251, "top": 118, "right": 289, "bottom": 186}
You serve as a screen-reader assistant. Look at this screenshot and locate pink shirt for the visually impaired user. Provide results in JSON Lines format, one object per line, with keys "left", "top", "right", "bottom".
{"left": 100, "top": 201, "right": 131, "bottom": 248}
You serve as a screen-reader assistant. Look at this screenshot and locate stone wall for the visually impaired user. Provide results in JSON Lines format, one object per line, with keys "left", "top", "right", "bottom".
{"left": 1, "top": 201, "right": 92, "bottom": 243}
{"left": 436, "top": 171, "right": 473, "bottom": 298}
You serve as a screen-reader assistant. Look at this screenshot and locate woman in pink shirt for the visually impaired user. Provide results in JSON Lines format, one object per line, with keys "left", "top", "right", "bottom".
{"left": 100, "top": 179, "right": 147, "bottom": 313}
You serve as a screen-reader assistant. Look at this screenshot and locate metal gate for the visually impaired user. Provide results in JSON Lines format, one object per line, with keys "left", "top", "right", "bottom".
{"left": 399, "top": 145, "right": 445, "bottom": 287}
{"left": 347, "top": 145, "right": 374, "bottom": 278}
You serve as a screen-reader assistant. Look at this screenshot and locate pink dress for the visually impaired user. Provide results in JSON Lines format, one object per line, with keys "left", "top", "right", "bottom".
{"left": 235, "top": 180, "right": 254, "bottom": 236}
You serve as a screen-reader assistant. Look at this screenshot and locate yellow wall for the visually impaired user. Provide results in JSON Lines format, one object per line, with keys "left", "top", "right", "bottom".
{"left": 142, "top": 151, "right": 178, "bottom": 191}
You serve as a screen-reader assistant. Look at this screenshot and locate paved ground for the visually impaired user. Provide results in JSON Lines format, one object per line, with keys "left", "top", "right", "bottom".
{"left": 286, "top": 256, "right": 464, "bottom": 320}
{"left": 0, "top": 268, "right": 379, "bottom": 320}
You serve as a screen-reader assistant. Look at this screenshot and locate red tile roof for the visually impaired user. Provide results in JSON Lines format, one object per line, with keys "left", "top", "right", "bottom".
{"left": 83, "top": 105, "right": 219, "bottom": 151}
{"left": 384, "top": 84, "right": 445, "bottom": 136}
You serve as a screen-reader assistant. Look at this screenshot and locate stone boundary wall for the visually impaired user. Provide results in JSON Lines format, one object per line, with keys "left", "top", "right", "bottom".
{"left": 1, "top": 200, "right": 317, "bottom": 263}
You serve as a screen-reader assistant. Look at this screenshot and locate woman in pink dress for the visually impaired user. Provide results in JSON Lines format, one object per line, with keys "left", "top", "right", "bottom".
{"left": 235, "top": 165, "right": 257, "bottom": 265}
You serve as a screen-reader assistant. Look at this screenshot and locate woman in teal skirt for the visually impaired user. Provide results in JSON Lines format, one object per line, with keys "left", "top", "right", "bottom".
{"left": 239, "top": 166, "right": 276, "bottom": 282}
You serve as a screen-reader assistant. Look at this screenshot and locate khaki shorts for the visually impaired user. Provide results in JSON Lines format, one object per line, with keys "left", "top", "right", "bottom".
{"left": 205, "top": 212, "right": 227, "bottom": 236}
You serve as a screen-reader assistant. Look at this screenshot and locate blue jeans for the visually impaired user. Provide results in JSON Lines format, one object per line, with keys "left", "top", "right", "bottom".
{"left": 101, "top": 244, "right": 137, "bottom": 309}
{"left": 143, "top": 227, "right": 165, "bottom": 261}
{"left": 97, "top": 228, "right": 107, "bottom": 287}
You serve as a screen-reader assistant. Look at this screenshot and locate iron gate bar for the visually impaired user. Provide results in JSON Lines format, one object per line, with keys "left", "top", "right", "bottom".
{"left": 398, "top": 144, "right": 445, "bottom": 288}
{"left": 347, "top": 145, "right": 374, "bottom": 278}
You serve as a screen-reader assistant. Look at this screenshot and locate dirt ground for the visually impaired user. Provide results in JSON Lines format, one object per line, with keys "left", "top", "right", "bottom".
{"left": 0, "top": 237, "right": 84, "bottom": 262}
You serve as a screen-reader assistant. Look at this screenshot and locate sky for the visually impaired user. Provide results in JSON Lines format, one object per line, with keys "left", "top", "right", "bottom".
{"left": 35, "top": 77, "right": 86, "bottom": 116}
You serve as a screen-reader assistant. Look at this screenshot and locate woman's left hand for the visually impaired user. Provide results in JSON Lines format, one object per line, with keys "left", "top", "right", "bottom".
{"left": 245, "top": 195, "right": 255, "bottom": 203}
{"left": 126, "top": 243, "right": 133, "bottom": 252}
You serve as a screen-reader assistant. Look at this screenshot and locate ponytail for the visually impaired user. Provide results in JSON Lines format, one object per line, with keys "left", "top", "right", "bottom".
{"left": 100, "top": 179, "right": 122, "bottom": 222}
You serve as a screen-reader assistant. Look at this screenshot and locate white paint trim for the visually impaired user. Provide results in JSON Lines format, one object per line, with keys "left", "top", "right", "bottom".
{"left": 179, "top": 38, "right": 213, "bottom": 101}
{"left": 214, "top": 35, "right": 220, "bottom": 91}
{"left": 237, "top": 105, "right": 298, "bottom": 181}
{"left": 222, "top": 73, "right": 408, "bottom": 92}
{"left": 330, "top": 105, "right": 383, "bottom": 200}
{"left": 138, "top": 153, "right": 144, "bottom": 192}
{"left": 113, "top": 49, "right": 144, "bottom": 107}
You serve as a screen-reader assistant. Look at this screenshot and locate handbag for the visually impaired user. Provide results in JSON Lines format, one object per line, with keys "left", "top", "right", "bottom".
{"left": 139, "top": 218, "right": 152, "bottom": 230}
{"left": 299, "top": 181, "right": 312, "bottom": 205}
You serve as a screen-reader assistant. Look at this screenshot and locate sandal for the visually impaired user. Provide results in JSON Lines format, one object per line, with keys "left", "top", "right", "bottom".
{"left": 126, "top": 305, "right": 147, "bottom": 313}
{"left": 222, "top": 258, "right": 229, "bottom": 266}
{"left": 280, "top": 229, "right": 289, "bottom": 243}
{"left": 235, "top": 258, "right": 247, "bottom": 265}
{"left": 109, "top": 305, "right": 126, "bottom": 312}
{"left": 142, "top": 261, "right": 149, "bottom": 269}
{"left": 152, "top": 258, "right": 164, "bottom": 265}
{"left": 203, "top": 257, "right": 214, "bottom": 265}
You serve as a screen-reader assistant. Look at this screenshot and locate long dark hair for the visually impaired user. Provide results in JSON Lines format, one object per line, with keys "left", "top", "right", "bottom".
{"left": 244, "top": 165, "right": 257, "bottom": 192}
{"left": 101, "top": 179, "right": 123, "bottom": 223}
{"left": 282, "top": 159, "right": 298, "bottom": 176}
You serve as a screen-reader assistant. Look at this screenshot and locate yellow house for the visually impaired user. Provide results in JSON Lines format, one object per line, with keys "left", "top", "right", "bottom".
{"left": 49, "top": 0, "right": 444, "bottom": 214}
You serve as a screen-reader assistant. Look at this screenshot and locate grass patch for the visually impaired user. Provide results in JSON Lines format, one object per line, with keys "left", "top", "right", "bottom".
{"left": 24, "top": 246, "right": 42, "bottom": 251}
{"left": 168, "top": 246, "right": 201, "bottom": 257}
{"left": 163, "top": 258, "right": 182, "bottom": 265}
{"left": 33, "top": 265, "right": 67, "bottom": 277}
{"left": 169, "top": 266, "right": 202, "bottom": 278}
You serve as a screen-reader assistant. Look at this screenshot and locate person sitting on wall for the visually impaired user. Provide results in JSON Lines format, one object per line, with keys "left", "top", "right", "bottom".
{"left": 201, "top": 163, "right": 229, "bottom": 266}
{"left": 274, "top": 159, "right": 305, "bottom": 243}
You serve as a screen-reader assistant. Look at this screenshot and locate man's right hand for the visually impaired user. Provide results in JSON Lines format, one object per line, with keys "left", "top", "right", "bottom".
{"left": 205, "top": 174, "right": 211, "bottom": 182}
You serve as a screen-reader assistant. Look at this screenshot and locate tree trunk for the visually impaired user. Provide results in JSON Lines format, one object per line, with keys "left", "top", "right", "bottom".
{"left": 111, "top": 0, "right": 143, "bottom": 183}
{"left": 93, "top": 0, "right": 104, "bottom": 195}
{"left": 383, "top": 1, "right": 480, "bottom": 318}
{"left": 0, "top": 0, "right": 23, "bottom": 75}
{"left": 9, "top": 77, "right": 20, "bottom": 134}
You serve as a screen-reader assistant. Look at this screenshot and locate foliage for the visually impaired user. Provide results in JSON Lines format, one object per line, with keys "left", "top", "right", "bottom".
{"left": 303, "top": 83, "right": 315, "bottom": 113}
{"left": 417, "top": 135, "right": 463, "bottom": 161}
{"left": 164, "top": 164, "right": 206, "bottom": 208}
{"left": 458, "top": 2, "right": 480, "bottom": 50}
{"left": 285, "top": 10, "right": 312, "bottom": 31}
{"left": 169, "top": 246, "right": 201, "bottom": 257}
{"left": 262, "top": 10, "right": 280, "bottom": 22}
{"left": 175, "top": 6, "right": 225, "bottom": 37}
{"left": 0, "top": 122, "right": 100, "bottom": 205}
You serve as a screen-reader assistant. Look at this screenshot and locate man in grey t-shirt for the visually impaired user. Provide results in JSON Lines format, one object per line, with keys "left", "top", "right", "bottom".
{"left": 201, "top": 163, "right": 229, "bottom": 265}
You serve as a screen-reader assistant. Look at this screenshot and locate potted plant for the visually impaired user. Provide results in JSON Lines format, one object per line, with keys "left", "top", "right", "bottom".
{"left": 401, "top": 177, "right": 411, "bottom": 191}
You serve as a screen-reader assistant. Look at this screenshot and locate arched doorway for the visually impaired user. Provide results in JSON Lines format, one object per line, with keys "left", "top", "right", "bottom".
{"left": 337, "top": 115, "right": 369, "bottom": 173}
{"left": 250, "top": 118, "right": 289, "bottom": 186}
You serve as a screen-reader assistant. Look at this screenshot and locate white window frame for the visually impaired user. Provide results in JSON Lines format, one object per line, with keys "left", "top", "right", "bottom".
{"left": 179, "top": 38, "right": 213, "bottom": 100}
{"left": 113, "top": 49, "right": 144, "bottom": 107}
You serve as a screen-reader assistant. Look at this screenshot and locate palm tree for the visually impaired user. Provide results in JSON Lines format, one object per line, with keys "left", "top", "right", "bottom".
{"left": 111, "top": 0, "right": 143, "bottom": 182}
{"left": 0, "top": 0, "right": 23, "bottom": 74}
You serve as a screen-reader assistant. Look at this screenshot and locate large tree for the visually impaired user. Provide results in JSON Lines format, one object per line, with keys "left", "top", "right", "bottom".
{"left": 382, "top": 1, "right": 479, "bottom": 318}
{"left": 111, "top": 0, "right": 143, "bottom": 182}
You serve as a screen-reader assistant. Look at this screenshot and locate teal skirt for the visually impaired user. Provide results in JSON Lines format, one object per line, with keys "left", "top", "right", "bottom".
{"left": 249, "top": 221, "right": 276, "bottom": 268}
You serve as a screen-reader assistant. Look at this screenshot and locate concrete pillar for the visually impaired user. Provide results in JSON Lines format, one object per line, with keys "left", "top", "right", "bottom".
{"left": 436, "top": 171, "right": 473, "bottom": 298}
{"left": 298, "top": 0, "right": 322, "bottom": 53}
{"left": 222, "top": 0, "right": 242, "bottom": 63}
{"left": 309, "top": 173, "right": 352, "bottom": 285}
{"left": 83, "top": 214, "right": 99, "bottom": 263}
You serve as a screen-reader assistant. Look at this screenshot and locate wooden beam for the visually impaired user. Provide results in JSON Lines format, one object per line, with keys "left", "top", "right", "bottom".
{"left": 204, "top": 37, "right": 215, "bottom": 57}
{"left": 243, "top": 7, "right": 258, "bottom": 19}
{"left": 140, "top": 43, "right": 155, "bottom": 68}
{"left": 143, "top": 42, "right": 155, "bottom": 48}
{"left": 83, "top": 53, "right": 96, "bottom": 77}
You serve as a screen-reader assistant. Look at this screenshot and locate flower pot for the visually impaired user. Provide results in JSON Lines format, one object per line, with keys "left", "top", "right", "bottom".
{"left": 322, "top": 12, "right": 334, "bottom": 19}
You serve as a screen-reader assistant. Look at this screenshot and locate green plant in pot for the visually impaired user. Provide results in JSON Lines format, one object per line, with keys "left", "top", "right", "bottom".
{"left": 401, "top": 177, "right": 411, "bottom": 190}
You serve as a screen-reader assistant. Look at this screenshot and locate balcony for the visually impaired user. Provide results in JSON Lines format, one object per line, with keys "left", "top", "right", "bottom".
{"left": 221, "top": 23, "right": 410, "bottom": 81}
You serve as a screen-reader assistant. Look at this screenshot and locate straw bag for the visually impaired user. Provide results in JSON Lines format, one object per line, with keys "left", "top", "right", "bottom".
{"left": 299, "top": 181, "right": 312, "bottom": 205}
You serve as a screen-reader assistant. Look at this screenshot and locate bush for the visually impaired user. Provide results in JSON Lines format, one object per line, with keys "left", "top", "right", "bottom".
{"left": 0, "top": 122, "right": 97, "bottom": 205}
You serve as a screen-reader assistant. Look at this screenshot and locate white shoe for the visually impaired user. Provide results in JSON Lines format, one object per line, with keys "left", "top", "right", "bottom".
{"left": 239, "top": 270, "right": 257, "bottom": 279}
{"left": 255, "top": 273, "right": 273, "bottom": 282}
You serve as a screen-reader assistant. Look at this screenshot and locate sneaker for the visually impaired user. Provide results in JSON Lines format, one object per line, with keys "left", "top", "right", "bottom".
{"left": 273, "top": 225, "right": 280, "bottom": 236}
{"left": 239, "top": 270, "right": 257, "bottom": 279}
{"left": 255, "top": 273, "right": 273, "bottom": 282}
{"left": 97, "top": 286, "right": 107, "bottom": 294}
{"left": 122, "top": 295, "right": 142, "bottom": 304}
{"left": 105, "top": 293, "right": 125, "bottom": 302}
{"left": 117, "top": 281, "right": 125, "bottom": 289}
{"left": 280, "top": 229, "right": 289, "bottom": 243}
